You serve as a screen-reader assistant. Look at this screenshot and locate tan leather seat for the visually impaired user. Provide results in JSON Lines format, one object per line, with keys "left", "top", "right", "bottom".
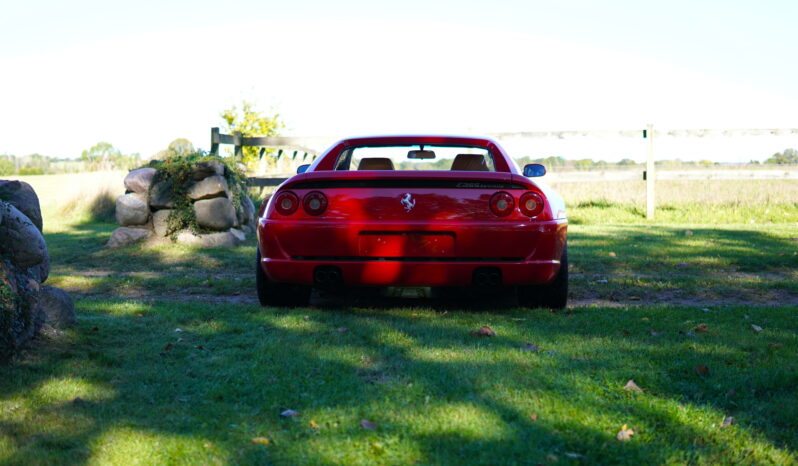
{"left": 451, "top": 153, "right": 488, "bottom": 171}
{"left": 357, "top": 157, "right": 395, "bottom": 170}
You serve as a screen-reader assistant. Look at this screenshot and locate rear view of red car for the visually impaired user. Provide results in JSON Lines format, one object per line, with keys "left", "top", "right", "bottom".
{"left": 255, "top": 135, "right": 568, "bottom": 308}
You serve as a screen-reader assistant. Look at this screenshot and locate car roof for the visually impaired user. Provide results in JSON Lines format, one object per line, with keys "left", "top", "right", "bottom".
{"left": 335, "top": 135, "right": 500, "bottom": 148}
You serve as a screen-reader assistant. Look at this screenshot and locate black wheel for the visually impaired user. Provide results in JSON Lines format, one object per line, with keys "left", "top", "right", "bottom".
{"left": 518, "top": 245, "right": 568, "bottom": 310}
{"left": 256, "top": 248, "right": 311, "bottom": 307}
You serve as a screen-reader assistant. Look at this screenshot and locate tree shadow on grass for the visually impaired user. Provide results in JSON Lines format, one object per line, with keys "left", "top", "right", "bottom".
{"left": 1, "top": 299, "right": 797, "bottom": 464}
{"left": 5, "top": 220, "right": 795, "bottom": 462}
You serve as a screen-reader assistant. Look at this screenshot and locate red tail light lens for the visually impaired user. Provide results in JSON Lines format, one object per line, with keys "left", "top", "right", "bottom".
{"left": 489, "top": 191, "right": 515, "bottom": 217}
{"left": 274, "top": 191, "right": 299, "bottom": 216}
{"left": 519, "top": 192, "right": 545, "bottom": 217}
{"left": 302, "top": 191, "right": 328, "bottom": 216}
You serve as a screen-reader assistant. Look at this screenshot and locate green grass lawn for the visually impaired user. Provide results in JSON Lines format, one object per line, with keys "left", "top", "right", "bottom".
{"left": 1, "top": 178, "right": 797, "bottom": 464}
{"left": 2, "top": 301, "right": 797, "bottom": 464}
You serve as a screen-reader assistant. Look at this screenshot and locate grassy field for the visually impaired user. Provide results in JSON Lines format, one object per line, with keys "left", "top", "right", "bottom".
{"left": 1, "top": 172, "right": 797, "bottom": 464}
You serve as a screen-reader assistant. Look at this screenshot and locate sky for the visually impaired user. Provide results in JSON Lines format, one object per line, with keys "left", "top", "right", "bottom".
{"left": 1, "top": 0, "right": 797, "bottom": 162}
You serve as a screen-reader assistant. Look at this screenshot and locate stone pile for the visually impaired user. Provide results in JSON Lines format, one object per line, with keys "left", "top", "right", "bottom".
{"left": 0, "top": 180, "right": 75, "bottom": 363}
{"left": 109, "top": 160, "right": 256, "bottom": 248}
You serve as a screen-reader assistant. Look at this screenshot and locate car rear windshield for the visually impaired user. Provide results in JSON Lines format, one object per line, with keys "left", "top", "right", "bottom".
{"left": 334, "top": 145, "right": 497, "bottom": 172}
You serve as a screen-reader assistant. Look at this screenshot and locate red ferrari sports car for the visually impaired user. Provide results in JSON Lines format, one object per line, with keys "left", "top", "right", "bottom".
{"left": 255, "top": 135, "right": 568, "bottom": 308}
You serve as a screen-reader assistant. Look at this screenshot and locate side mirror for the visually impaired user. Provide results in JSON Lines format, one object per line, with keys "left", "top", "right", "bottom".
{"left": 523, "top": 163, "right": 546, "bottom": 177}
{"left": 297, "top": 164, "right": 310, "bottom": 174}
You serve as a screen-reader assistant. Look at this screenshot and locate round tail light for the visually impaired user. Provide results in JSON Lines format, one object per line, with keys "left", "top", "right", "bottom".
{"left": 519, "top": 192, "right": 545, "bottom": 217}
{"left": 274, "top": 191, "right": 299, "bottom": 216}
{"left": 302, "top": 191, "right": 328, "bottom": 216}
{"left": 489, "top": 192, "right": 515, "bottom": 217}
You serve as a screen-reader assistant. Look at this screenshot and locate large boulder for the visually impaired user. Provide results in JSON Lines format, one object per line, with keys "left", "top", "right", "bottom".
{"left": 29, "top": 253, "right": 50, "bottom": 284}
{"left": 0, "top": 261, "right": 41, "bottom": 363}
{"left": 194, "top": 197, "right": 237, "bottom": 230}
{"left": 0, "top": 202, "right": 48, "bottom": 269}
{"left": 124, "top": 167, "right": 157, "bottom": 194}
{"left": 152, "top": 209, "right": 173, "bottom": 237}
{"left": 107, "top": 227, "right": 152, "bottom": 248}
{"left": 149, "top": 180, "right": 175, "bottom": 209}
{"left": 115, "top": 193, "right": 149, "bottom": 226}
{"left": 187, "top": 175, "right": 229, "bottom": 201}
{"left": 176, "top": 229, "right": 246, "bottom": 248}
{"left": 191, "top": 161, "right": 225, "bottom": 180}
{"left": 0, "top": 180, "right": 43, "bottom": 232}
{"left": 237, "top": 195, "right": 256, "bottom": 228}
{"left": 37, "top": 286, "right": 75, "bottom": 328}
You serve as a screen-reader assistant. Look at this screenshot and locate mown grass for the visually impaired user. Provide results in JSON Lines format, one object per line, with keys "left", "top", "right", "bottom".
{"left": 3, "top": 301, "right": 797, "bottom": 464}
{"left": 1, "top": 172, "right": 796, "bottom": 464}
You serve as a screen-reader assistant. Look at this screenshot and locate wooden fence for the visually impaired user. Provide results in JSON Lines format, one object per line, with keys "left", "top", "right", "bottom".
{"left": 211, "top": 126, "right": 798, "bottom": 217}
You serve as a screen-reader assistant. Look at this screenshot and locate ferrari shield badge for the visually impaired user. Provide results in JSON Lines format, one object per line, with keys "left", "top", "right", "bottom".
{"left": 401, "top": 193, "right": 416, "bottom": 212}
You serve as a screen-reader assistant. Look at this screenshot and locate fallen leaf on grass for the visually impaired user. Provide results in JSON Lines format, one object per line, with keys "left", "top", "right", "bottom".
{"left": 768, "top": 343, "right": 783, "bottom": 348}
{"left": 251, "top": 437, "right": 271, "bottom": 446}
{"left": 616, "top": 424, "right": 634, "bottom": 441}
{"left": 608, "top": 252, "right": 617, "bottom": 257}
{"left": 530, "top": 413, "right": 538, "bottom": 421}
{"left": 695, "top": 365, "right": 710, "bottom": 376}
{"left": 720, "top": 416, "right": 734, "bottom": 428}
{"left": 280, "top": 409, "right": 299, "bottom": 418}
{"left": 361, "top": 419, "right": 377, "bottom": 430}
{"left": 309, "top": 420, "right": 320, "bottom": 429}
{"left": 694, "top": 323, "right": 709, "bottom": 333}
{"left": 470, "top": 326, "right": 497, "bottom": 337}
{"left": 751, "top": 324, "right": 763, "bottom": 333}
{"left": 623, "top": 380, "right": 644, "bottom": 393}
{"left": 521, "top": 343, "right": 539, "bottom": 352}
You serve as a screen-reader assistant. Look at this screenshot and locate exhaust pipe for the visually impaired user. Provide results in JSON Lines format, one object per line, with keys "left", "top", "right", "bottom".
{"left": 473, "top": 267, "right": 502, "bottom": 287}
{"left": 314, "top": 266, "right": 342, "bottom": 286}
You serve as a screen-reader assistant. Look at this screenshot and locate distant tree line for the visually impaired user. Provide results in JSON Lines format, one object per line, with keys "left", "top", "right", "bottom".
{"left": 764, "top": 148, "right": 798, "bottom": 164}
{"left": 0, "top": 142, "right": 142, "bottom": 175}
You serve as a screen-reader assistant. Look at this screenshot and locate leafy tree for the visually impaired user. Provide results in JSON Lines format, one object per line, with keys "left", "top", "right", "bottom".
{"left": 81, "top": 142, "right": 121, "bottom": 170}
{"left": 220, "top": 101, "right": 283, "bottom": 167}
{"left": 0, "top": 155, "right": 15, "bottom": 175}
{"left": 152, "top": 138, "right": 196, "bottom": 161}
{"left": 168, "top": 138, "right": 195, "bottom": 156}
{"left": 765, "top": 148, "right": 798, "bottom": 164}
{"left": 81, "top": 142, "right": 141, "bottom": 171}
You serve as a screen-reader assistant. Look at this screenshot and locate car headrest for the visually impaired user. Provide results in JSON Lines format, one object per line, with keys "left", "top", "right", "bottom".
{"left": 451, "top": 153, "right": 488, "bottom": 171}
{"left": 357, "top": 157, "right": 395, "bottom": 170}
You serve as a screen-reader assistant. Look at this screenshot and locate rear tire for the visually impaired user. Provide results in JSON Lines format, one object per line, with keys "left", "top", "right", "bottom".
{"left": 256, "top": 248, "right": 311, "bottom": 307}
{"left": 518, "top": 245, "right": 568, "bottom": 310}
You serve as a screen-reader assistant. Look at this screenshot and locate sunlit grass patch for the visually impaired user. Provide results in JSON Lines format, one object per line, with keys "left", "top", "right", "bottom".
{"left": 88, "top": 428, "right": 227, "bottom": 465}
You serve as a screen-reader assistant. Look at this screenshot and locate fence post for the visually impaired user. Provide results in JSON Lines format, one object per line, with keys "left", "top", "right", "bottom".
{"left": 645, "top": 124, "right": 656, "bottom": 220}
{"left": 233, "top": 131, "right": 243, "bottom": 160}
{"left": 210, "top": 127, "right": 220, "bottom": 155}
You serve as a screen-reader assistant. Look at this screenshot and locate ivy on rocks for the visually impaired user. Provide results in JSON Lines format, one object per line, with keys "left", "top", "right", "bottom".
{"left": 145, "top": 152, "right": 248, "bottom": 239}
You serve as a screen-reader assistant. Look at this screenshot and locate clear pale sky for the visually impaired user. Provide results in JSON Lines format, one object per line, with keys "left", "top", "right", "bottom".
{"left": 2, "top": 0, "right": 797, "bottom": 162}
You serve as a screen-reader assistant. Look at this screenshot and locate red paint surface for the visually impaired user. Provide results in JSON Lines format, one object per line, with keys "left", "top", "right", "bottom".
{"left": 257, "top": 135, "right": 568, "bottom": 287}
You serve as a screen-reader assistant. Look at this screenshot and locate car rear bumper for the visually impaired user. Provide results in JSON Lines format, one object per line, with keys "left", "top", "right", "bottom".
{"left": 258, "top": 218, "right": 567, "bottom": 286}
{"left": 260, "top": 257, "right": 560, "bottom": 286}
